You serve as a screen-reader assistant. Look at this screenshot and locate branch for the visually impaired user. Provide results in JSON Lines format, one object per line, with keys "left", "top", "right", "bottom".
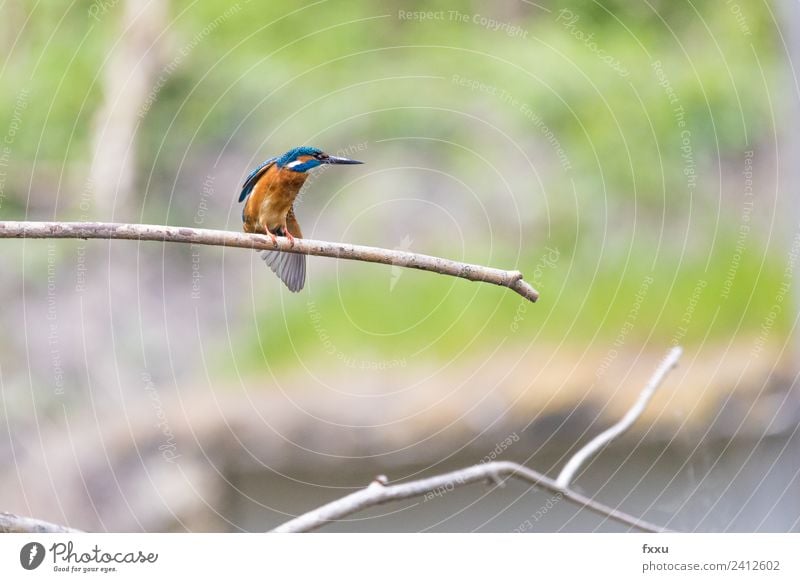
{"left": 272, "top": 347, "right": 683, "bottom": 533}
{"left": 2, "top": 348, "right": 683, "bottom": 534}
{"left": 556, "top": 346, "right": 683, "bottom": 489}
{"left": 0, "top": 221, "right": 539, "bottom": 302}
{"left": 0, "top": 512, "right": 81, "bottom": 533}
{"left": 270, "top": 461, "right": 671, "bottom": 533}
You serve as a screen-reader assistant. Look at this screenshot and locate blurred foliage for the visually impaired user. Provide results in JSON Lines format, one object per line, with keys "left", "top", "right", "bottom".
{"left": 0, "top": 0, "right": 789, "bottom": 375}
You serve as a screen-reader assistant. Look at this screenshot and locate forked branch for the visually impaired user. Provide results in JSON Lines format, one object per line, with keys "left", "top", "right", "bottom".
{"left": 269, "top": 462, "right": 671, "bottom": 533}
{"left": 271, "top": 347, "right": 682, "bottom": 533}
{"left": 0, "top": 221, "right": 539, "bottom": 302}
{"left": 2, "top": 348, "right": 681, "bottom": 534}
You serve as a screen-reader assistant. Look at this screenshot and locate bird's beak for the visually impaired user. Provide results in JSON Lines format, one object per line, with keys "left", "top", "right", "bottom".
{"left": 323, "top": 155, "right": 363, "bottom": 165}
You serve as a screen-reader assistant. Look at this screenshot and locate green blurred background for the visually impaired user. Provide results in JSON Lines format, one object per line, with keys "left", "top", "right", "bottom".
{"left": 1, "top": 0, "right": 798, "bottom": 532}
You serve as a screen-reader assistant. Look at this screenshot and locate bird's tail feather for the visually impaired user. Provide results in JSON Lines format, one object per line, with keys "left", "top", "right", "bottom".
{"left": 261, "top": 250, "right": 306, "bottom": 292}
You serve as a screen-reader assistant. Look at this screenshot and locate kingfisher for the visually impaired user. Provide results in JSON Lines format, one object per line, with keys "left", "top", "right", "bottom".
{"left": 238, "top": 146, "right": 363, "bottom": 291}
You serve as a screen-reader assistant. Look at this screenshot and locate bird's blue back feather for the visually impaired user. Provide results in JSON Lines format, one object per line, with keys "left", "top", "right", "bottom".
{"left": 238, "top": 156, "right": 278, "bottom": 203}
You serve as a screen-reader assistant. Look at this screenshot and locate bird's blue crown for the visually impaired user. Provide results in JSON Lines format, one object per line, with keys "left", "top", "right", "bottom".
{"left": 276, "top": 146, "right": 323, "bottom": 170}
{"left": 239, "top": 146, "right": 362, "bottom": 203}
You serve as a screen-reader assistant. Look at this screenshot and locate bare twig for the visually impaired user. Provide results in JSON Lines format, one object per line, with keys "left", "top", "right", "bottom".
{"left": 270, "top": 461, "right": 672, "bottom": 533}
{"left": 0, "top": 512, "right": 81, "bottom": 533}
{"left": 555, "top": 346, "right": 683, "bottom": 489}
{"left": 0, "top": 221, "right": 539, "bottom": 302}
{"left": 3, "top": 346, "right": 679, "bottom": 535}
{"left": 272, "top": 348, "right": 684, "bottom": 533}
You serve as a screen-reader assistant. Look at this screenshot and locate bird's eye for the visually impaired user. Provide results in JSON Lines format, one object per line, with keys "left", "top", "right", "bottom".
{"left": 314, "top": 153, "right": 326, "bottom": 160}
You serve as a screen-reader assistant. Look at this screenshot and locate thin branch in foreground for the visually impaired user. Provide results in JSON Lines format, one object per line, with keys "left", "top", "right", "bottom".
{"left": 0, "top": 221, "right": 539, "bottom": 302}
{"left": 1, "top": 348, "right": 683, "bottom": 534}
{"left": 271, "top": 347, "right": 683, "bottom": 533}
{"left": 0, "top": 512, "right": 80, "bottom": 533}
{"left": 555, "top": 346, "right": 683, "bottom": 489}
{"left": 269, "top": 461, "right": 671, "bottom": 533}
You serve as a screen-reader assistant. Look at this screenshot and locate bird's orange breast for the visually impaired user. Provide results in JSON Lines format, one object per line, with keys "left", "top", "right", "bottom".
{"left": 243, "top": 163, "right": 308, "bottom": 233}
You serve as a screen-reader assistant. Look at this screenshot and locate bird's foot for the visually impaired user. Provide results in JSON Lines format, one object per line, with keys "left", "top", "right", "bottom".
{"left": 280, "top": 224, "right": 296, "bottom": 246}
{"left": 266, "top": 231, "right": 278, "bottom": 246}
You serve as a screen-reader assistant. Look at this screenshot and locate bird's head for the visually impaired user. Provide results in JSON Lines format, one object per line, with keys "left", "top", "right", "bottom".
{"left": 275, "top": 146, "right": 363, "bottom": 173}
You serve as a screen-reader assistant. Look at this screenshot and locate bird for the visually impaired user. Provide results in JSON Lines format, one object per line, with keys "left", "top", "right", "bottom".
{"left": 238, "top": 146, "right": 363, "bottom": 292}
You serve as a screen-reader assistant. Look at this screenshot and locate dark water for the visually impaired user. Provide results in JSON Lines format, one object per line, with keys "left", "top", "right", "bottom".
{"left": 226, "top": 433, "right": 800, "bottom": 532}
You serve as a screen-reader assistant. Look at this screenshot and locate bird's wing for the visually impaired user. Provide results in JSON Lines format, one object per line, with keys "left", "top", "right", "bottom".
{"left": 239, "top": 156, "right": 278, "bottom": 203}
{"left": 261, "top": 250, "right": 306, "bottom": 292}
